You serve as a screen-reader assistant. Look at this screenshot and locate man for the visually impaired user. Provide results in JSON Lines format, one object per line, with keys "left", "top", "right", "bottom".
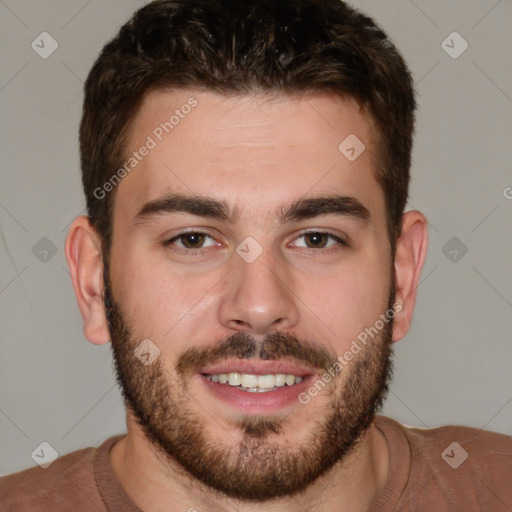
{"left": 1, "top": 0, "right": 510, "bottom": 510}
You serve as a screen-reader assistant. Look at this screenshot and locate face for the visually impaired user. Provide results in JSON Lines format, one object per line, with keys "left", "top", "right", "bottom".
{"left": 104, "top": 90, "right": 396, "bottom": 500}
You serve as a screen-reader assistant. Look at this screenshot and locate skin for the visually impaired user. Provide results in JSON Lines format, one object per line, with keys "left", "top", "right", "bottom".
{"left": 65, "top": 90, "right": 428, "bottom": 511}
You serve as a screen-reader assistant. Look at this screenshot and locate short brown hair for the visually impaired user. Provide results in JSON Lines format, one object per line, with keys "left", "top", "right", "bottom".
{"left": 80, "top": 0, "right": 415, "bottom": 258}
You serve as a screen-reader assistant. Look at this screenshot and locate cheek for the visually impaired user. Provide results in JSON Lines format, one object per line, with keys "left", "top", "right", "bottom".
{"left": 309, "top": 251, "right": 391, "bottom": 347}
{"left": 110, "top": 248, "right": 222, "bottom": 339}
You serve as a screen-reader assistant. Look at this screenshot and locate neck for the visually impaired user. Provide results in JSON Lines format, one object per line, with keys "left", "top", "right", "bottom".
{"left": 110, "top": 412, "right": 389, "bottom": 512}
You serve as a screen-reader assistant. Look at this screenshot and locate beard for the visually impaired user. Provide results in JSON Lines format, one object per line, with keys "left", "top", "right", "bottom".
{"left": 103, "top": 263, "right": 395, "bottom": 502}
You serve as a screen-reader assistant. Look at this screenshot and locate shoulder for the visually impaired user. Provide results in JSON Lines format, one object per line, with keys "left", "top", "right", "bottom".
{"left": 0, "top": 441, "right": 108, "bottom": 511}
{"left": 375, "top": 415, "right": 512, "bottom": 509}
{"left": 377, "top": 415, "right": 512, "bottom": 468}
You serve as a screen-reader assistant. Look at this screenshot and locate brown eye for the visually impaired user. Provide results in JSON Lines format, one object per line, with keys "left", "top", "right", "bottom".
{"left": 292, "top": 231, "right": 347, "bottom": 251}
{"left": 179, "top": 232, "right": 207, "bottom": 249}
{"left": 164, "top": 232, "right": 218, "bottom": 251}
{"left": 304, "top": 232, "right": 329, "bottom": 248}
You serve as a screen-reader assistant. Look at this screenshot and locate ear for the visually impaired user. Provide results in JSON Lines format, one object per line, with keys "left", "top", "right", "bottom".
{"left": 392, "top": 210, "right": 428, "bottom": 343}
{"left": 65, "top": 215, "right": 110, "bottom": 345}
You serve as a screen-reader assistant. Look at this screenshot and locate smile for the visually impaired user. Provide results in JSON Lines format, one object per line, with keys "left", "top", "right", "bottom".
{"left": 203, "top": 372, "right": 304, "bottom": 392}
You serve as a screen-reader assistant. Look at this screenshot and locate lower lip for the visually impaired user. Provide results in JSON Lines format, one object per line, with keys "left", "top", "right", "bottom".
{"left": 200, "top": 375, "right": 314, "bottom": 414}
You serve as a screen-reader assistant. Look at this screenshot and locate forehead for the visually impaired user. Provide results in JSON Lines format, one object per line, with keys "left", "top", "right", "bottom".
{"left": 114, "top": 89, "right": 384, "bottom": 227}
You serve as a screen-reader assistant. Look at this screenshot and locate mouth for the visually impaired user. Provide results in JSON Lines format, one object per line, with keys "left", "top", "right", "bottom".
{"left": 198, "top": 361, "right": 319, "bottom": 413}
{"left": 203, "top": 372, "right": 304, "bottom": 392}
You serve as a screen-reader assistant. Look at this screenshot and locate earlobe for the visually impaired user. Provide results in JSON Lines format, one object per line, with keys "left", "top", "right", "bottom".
{"left": 65, "top": 216, "right": 110, "bottom": 345}
{"left": 391, "top": 210, "right": 428, "bottom": 343}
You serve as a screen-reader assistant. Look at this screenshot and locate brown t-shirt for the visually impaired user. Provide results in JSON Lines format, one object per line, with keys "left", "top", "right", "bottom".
{"left": 1, "top": 415, "right": 511, "bottom": 511}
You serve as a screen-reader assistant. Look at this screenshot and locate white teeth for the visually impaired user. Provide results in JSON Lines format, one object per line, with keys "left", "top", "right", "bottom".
{"left": 206, "top": 372, "right": 304, "bottom": 389}
{"left": 274, "top": 374, "right": 286, "bottom": 386}
{"left": 240, "top": 374, "right": 258, "bottom": 388}
{"left": 257, "top": 375, "right": 275, "bottom": 388}
{"left": 228, "top": 372, "right": 241, "bottom": 386}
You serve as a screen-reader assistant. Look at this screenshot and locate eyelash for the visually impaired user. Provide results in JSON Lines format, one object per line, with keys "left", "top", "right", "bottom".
{"left": 163, "top": 230, "right": 349, "bottom": 255}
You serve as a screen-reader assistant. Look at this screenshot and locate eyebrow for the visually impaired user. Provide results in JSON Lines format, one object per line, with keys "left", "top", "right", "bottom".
{"left": 134, "top": 193, "right": 370, "bottom": 226}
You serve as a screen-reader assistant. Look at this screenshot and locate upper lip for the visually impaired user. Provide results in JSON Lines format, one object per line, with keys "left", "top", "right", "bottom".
{"left": 199, "top": 359, "right": 321, "bottom": 377}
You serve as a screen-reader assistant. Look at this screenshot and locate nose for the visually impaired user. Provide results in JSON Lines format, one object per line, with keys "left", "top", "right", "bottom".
{"left": 218, "top": 247, "right": 300, "bottom": 336}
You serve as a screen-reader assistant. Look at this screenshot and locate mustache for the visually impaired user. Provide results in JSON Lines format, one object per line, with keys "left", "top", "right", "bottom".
{"left": 176, "top": 331, "right": 337, "bottom": 376}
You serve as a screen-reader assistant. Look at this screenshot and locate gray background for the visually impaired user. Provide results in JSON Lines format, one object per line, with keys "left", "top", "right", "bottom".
{"left": 1, "top": 0, "right": 511, "bottom": 475}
